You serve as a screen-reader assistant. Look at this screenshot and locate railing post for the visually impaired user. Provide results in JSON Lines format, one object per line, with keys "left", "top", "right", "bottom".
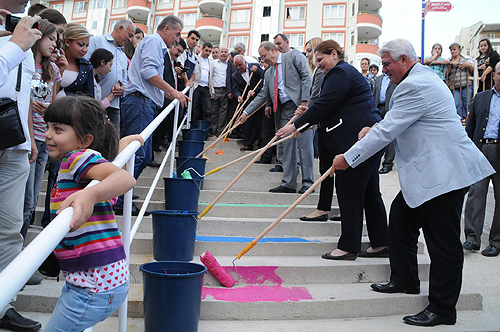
{"left": 187, "top": 87, "right": 193, "bottom": 129}
{"left": 169, "top": 102, "right": 180, "bottom": 178}
{"left": 118, "top": 155, "right": 135, "bottom": 332}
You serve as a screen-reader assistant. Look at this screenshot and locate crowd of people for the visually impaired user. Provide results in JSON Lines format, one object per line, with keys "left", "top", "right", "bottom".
{"left": 1, "top": 1, "right": 500, "bottom": 330}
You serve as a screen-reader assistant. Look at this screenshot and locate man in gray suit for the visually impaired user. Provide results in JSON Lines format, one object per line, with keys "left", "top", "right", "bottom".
{"left": 331, "top": 39, "right": 494, "bottom": 327}
{"left": 373, "top": 73, "right": 396, "bottom": 173}
{"left": 463, "top": 62, "right": 500, "bottom": 257}
{"left": 239, "top": 41, "right": 313, "bottom": 193}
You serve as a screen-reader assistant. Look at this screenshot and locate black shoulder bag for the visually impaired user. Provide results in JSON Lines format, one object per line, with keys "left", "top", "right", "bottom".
{"left": 0, "top": 64, "right": 27, "bottom": 150}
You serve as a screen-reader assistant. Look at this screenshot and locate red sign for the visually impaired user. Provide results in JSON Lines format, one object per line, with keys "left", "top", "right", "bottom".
{"left": 426, "top": 1, "right": 453, "bottom": 13}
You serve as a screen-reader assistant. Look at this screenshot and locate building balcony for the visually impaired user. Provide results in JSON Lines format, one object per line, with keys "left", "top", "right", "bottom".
{"left": 357, "top": 12, "right": 382, "bottom": 40}
{"left": 198, "top": 0, "right": 224, "bottom": 17}
{"left": 358, "top": 0, "right": 382, "bottom": 13}
{"left": 195, "top": 16, "right": 223, "bottom": 43}
{"left": 127, "top": 0, "right": 151, "bottom": 22}
{"left": 356, "top": 43, "right": 379, "bottom": 55}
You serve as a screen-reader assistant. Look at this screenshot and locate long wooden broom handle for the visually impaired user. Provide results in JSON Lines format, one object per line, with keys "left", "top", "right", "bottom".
{"left": 225, "top": 79, "right": 263, "bottom": 138}
{"left": 199, "top": 113, "right": 300, "bottom": 219}
{"left": 236, "top": 166, "right": 333, "bottom": 259}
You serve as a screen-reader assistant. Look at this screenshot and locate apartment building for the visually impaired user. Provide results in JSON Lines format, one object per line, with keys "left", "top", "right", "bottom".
{"left": 35, "top": 0, "right": 383, "bottom": 67}
{"left": 455, "top": 21, "right": 500, "bottom": 60}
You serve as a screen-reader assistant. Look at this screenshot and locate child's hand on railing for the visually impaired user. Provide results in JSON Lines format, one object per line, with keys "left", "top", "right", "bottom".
{"left": 119, "top": 134, "right": 144, "bottom": 154}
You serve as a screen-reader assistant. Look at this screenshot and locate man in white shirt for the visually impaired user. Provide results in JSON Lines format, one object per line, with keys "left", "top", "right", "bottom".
{"left": 209, "top": 46, "right": 229, "bottom": 136}
{"left": 192, "top": 42, "right": 212, "bottom": 124}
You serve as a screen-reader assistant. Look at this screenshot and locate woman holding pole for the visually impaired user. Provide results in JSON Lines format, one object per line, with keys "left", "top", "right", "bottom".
{"left": 277, "top": 40, "right": 388, "bottom": 260}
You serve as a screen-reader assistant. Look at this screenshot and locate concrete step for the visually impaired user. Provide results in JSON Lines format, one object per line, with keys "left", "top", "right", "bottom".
{"left": 13, "top": 280, "right": 481, "bottom": 320}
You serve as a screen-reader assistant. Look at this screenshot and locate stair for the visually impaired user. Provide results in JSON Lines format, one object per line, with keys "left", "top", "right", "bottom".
{"left": 16, "top": 135, "right": 484, "bottom": 331}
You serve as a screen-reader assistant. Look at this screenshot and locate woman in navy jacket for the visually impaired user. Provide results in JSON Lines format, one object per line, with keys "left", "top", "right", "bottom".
{"left": 58, "top": 23, "right": 94, "bottom": 98}
{"left": 278, "top": 39, "right": 388, "bottom": 260}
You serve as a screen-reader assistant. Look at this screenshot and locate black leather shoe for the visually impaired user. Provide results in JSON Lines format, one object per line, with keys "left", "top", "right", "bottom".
{"left": 132, "top": 194, "right": 140, "bottom": 200}
{"left": 114, "top": 203, "right": 151, "bottom": 217}
{"left": 359, "top": 247, "right": 389, "bottom": 258}
{"left": 321, "top": 252, "right": 358, "bottom": 260}
{"left": 269, "top": 165, "right": 283, "bottom": 172}
{"left": 269, "top": 186, "right": 296, "bottom": 193}
{"left": 378, "top": 166, "right": 392, "bottom": 174}
{"left": 299, "top": 213, "right": 328, "bottom": 222}
{"left": 148, "top": 161, "right": 161, "bottom": 168}
{"left": 329, "top": 214, "right": 341, "bottom": 221}
{"left": 298, "top": 186, "right": 315, "bottom": 194}
{"left": 240, "top": 146, "right": 254, "bottom": 151}
{"left": 255, "top": 159, "right": 271, "bottom": 164}
{"left": 0, "top": 308, "right": 42, "bottom": 331}
{"left": 370, "top": 281, "right": 420, "bottom": 294}
{"left": 463, "top": 241, "right": 480, "bottom": 251}
{"left": 403, "top": 309, "right": 456, "bottom": 326}
{"left": 482, "top": 245, "right": 500, "bottom": 257}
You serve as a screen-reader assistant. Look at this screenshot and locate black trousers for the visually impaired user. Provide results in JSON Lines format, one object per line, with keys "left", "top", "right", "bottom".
{"left": 192, "top": 85, "right": 211, "bottom": 122}
{"left": 388, "top": 188, "right": 467, "bottom": 317}
{"left": 242, "top": 104, "right": 263, "bottom": 147}
{"left": 259, "top": 109, "right": 276, "bottom": 163}
{"left": 317, "top": 129, "right": 334, "bottom": 211}
{"left": 335, "top": 150, "right": 388, "bottom": 253}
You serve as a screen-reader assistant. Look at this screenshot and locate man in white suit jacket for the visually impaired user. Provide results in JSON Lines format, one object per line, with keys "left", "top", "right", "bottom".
{"left": 331, "top": 39, "right": 494, "bottom": 327}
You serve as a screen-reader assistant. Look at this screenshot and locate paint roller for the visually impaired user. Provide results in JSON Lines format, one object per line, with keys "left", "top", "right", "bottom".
{"left": 200, "top": 251, "right": 236, "bottom": 287}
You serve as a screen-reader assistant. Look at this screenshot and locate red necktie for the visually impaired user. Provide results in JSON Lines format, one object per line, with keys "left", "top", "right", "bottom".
{"left": 273, "top": 63, "right": 279, "bottom": 112}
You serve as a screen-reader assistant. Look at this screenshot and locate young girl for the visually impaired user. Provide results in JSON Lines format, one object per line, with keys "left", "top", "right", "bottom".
{"left": 89, "top": 48, "right": 124, "bottom": 109}
{"left": 22, "top": 20, "right": 62, "bottom": 238}
{"left": 43, "top": 96, "right": 139, "bottom": 331}
{"left": 476, "top": 38, "right": 500, "bottom": 92}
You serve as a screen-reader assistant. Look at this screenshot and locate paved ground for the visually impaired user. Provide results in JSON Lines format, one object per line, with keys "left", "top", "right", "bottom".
{"left": 4, "top": 167, "right": 500, "bottom": 332}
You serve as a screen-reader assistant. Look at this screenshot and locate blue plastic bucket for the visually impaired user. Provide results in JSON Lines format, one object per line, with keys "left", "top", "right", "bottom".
{"left": 190, "top": 120, "right": 211, "bottom": 140}
{"left": 140, "top": 261, "right": 206, "bottom": 332}
{"left": 177, "top": 140, "right": 204, "bottom": 158}
{"left": 182, "top": 128, "right": 205, "bottom": 142}
{"left": 176, "top": 156, "right": 206, "bottom": 189}
{"left": 152, "top": 210, "right": 198, "bottom": 261}
{"left": 163, "top": 177, "right": 201, "bottom": 211}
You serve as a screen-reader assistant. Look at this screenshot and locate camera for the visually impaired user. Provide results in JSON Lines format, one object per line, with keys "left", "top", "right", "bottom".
{"left": 5, "top": 15, "right": 40, "bottom": 33}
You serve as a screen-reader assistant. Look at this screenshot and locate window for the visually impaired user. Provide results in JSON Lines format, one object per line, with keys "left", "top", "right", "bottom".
{"left": 284, "top": 34, "right": 304, "bottom": 48}
{"left": 351, "top": 3, "right": 355, "bottom": 16}
{"left": 92, "top": 21, "right": 98, "bottom": 29}
{"left": 229, "top": 36, "right": 249, "bottom": 49}
{"left": 232, "top": 9, "right": 250, "bottom": 23}
{"left": 154, "top": 16, "right": 166, "bottom": 30}
{"left": 158, "top": 0, "right": 171, "bottom": 3}
{"left": 263, "top": 6, "right": 271, "bottom": 17}
{"left": 323, "top": 33, "right": 344, "bottom": 47}
{"left": 324, "top": 5, "right": 345, "bottom": 19}
{"left": 112, "top": 0, "right": 125, "bottom": 8}
{"left": 74, "top": 1, "right": 87, "bottom": 12}
{"left": 179, "top": 13, "right": 196, "bottom": 26}
{"left": 92, "top": 0, "right": 107, "bottom": 9}
{"left": 487, "top": 32, "right": 495, "bottom": 39}
{"left": 286, "top": 6, "right": 305, "bottom": 20}
{"left": 49, "top": 3, "right": 63, "bottom": 12}
{"left": 109, "top": 19, "right": 119, "bottom": 32}
{"left": 350, "top": 31, "right": 355, "bottom": 46}
{"left": 261, "top": 34, "right": 269, "bottom": 42}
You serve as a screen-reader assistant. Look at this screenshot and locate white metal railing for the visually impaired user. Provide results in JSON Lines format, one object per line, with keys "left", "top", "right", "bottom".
{"left": 0, "top": 86, "right": 193, "bottom": 332}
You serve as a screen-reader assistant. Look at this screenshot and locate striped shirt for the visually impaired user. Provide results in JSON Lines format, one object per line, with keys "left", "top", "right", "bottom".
{"left": 50, "top": 149, "right": 126, "bottom": 274}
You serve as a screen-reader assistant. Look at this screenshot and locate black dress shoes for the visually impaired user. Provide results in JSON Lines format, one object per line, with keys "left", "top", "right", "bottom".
{"left": 482, "top": 245, "right": 500, "bottom": 257}
{"left": 255, "top": 159, "right": 271, "bottom": 164}
{"left": 298, "top": 186, "right": 315, "bottom": 194}
{"left": 321, "top": 252, "right": 358, "bottom": 260}
{"left": 359, "top": 247, "right": 389, "bottom": 258}
{"left": 370, "top": 281, "right": 420, "bottom": 294}
{"left": 462, "top": 241, "right": 480, "bottom": 251}
{"left": 299, "top": 213, "right": 328, "bottom": 222}
{"left": 240, "top": 146, "right": 254, "bottom": 151}
{"left": 403, "top": 309, "right": 456, "bottom": 326}
{"left": 269, "top": 186, "right": 296, "bottom": 193}
{"left": 269, "top": 165, "right": 283, "bottom": 172}
{"left": 148, "top": 161, "right": 161, "bottom": 168}
{"left": 114, "top": 203, "right": 151, "bottom": 216}
{"left": 0, "top": 308, "right": 42, "bottom": 331}
{"left": 329, "top": 214, "right": 341, "bottom": 221}
{"left": 378, "top": 166, "right": 392, "bottom": 174}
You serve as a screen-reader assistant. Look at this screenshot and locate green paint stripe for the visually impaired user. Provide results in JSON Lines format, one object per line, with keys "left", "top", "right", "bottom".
{"left": 198, "top": 203, "right": 287, "bottom": 208}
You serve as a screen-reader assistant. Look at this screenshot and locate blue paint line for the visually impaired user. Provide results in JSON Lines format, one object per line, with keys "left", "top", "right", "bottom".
{"left": 196, "top": 236, "right": 320, "bottom": 243}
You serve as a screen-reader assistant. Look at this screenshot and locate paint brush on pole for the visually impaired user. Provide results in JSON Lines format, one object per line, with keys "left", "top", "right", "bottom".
{"left": 198, "top": 114, "right": 300, "bottom": 220}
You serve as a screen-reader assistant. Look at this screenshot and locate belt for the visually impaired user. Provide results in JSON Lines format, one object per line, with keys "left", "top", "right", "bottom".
{"left": 378, "top": 103, "right": 385, "bottom": 107}
{"left": 130, "top": 91, "right": 147, "bottom": 99}
{"left": 214, "top": 87, "right": 226, "bottom": 90}
{"left": 480, "top": 139, "right": 498, "bottom": 144}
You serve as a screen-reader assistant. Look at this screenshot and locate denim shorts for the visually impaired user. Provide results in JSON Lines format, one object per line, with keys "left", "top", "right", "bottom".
{"left": 44, "top": 281, "right": 129, "bottom": 332}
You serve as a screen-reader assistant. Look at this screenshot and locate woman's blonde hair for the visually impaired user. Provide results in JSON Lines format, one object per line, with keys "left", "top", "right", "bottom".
{"left": 63, "top": 23, "right": 90, "bottom": 42}
{"left": 306, "top": 37, "right": 323, "bottom": 74}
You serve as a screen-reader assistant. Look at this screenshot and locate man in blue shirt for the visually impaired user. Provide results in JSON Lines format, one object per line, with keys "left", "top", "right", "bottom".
{"left": 85, "top": 19, "right": 135, "bottom": 132}
{"left": 464, "top": 62, "right": 500, "bottom": 257}
{"left": 114, "top": 14, "right": 187, "bottom": 216}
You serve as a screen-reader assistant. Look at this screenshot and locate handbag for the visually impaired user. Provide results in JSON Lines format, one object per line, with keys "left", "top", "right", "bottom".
{"left": 38, "top": 252, "right": 60, "bottom": 280}
{"left": 0, "top": 64, "right": 26, "bottom": 150}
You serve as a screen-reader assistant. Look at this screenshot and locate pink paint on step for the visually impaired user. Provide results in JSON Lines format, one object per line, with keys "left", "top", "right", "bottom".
{"left": 202, "top": 284, "right": 312, "bottom": 302}
{"left": 224, "top": 266, "right": 283, "bottom": 285}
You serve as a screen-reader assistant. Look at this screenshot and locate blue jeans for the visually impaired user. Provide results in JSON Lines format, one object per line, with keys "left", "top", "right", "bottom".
{"left": 453, "top": 85, "right": 472, "bottom": 120}
{"left": 115, "top": 93, "right": 154, "bottom": 208}
{"left": 44, "top": 281, "right": 129, "bottom": 332}
{"left": 22, "top": 140, "right": 49, "bottom": 238}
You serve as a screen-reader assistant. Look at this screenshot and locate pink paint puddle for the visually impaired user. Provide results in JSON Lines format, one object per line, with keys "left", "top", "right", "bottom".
{"left": 202, "top": 266, "right": 313, "bottom": 302}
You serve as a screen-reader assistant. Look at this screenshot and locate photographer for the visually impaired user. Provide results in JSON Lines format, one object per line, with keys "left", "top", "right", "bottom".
{"left": 0, "top": 7, "right": 43, "bottom": 332}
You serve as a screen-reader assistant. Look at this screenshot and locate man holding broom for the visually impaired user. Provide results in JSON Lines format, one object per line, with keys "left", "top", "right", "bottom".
{"left": 239, "top": 41, "right": 314, "bottom": 194}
